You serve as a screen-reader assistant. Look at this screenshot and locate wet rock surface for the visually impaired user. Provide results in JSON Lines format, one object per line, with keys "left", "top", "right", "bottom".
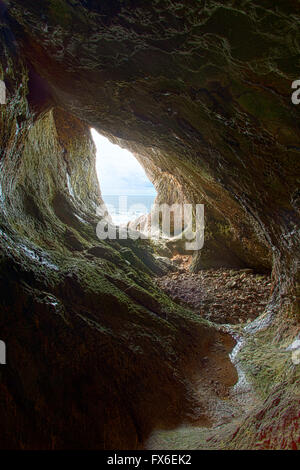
{"left": 0, "top": 103, "right": 238, "bottom": 449}
{"left": 6, "top": 0, "right": 299, "bottom": 276}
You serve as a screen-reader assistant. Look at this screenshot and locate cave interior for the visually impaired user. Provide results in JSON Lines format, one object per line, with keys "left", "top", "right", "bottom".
{"left": 0, "top": 0, "right": 299, "bottom": 450}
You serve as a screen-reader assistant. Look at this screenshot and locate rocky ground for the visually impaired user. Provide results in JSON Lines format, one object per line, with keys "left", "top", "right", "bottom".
{"left": 156, "top": 256, "right": 272, "bottom": 324}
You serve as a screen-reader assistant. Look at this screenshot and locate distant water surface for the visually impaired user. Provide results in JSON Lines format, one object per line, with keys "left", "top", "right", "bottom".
{"left": 102, "top": 195, "right": 156, "bottom": 225}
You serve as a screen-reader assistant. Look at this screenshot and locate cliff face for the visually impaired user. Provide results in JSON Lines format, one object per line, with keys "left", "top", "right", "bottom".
{"left": 0, "top": 0, "right": 299, "bottom": 449}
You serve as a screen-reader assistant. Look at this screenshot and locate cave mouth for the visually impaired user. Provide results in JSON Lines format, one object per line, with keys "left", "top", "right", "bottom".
{"left": 91, "top": 129, "right": 157, "bottom": 225}
{"left": 90, "top": 129, "right": 272, "bottom": 328}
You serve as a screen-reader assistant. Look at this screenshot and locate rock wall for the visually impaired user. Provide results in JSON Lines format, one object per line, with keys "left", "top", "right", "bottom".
{"left": 7, "top": 0, "right": 299, "bottom": 276}
{"left": 0, "top": 10, "right": 237, "bottom": 448}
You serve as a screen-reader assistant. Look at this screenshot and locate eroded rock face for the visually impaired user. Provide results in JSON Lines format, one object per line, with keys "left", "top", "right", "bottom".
{"left": 0, "top": 102, "right": 237, "bottom": 449}
{"left": 0, "top": 0, "right": 299, "bottom": 449}
{"left": 6, "top": 0, "right": 300, "bottom": 277}
{"left": 0, "top": 9, "right": 238, "bottom": 448}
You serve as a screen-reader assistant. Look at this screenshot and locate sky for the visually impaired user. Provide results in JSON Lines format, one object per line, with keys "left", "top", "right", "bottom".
{"left": 91, "top": 129, "right": 156, "bottom": 197}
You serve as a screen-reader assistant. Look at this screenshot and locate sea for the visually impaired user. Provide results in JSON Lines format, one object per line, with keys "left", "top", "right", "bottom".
{"left": 102, "top": 195, "right": 156, "bottom": 225}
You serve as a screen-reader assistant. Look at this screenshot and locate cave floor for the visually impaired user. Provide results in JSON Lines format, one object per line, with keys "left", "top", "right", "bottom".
{"left": 155, "top": 257, "right": 271, "bottom": 325}
{"left": 146, "top": 258, "right": 272, "bottom": 449}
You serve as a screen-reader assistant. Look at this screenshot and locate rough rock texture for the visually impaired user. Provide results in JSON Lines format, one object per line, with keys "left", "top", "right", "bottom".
{"left": 0, "top": 0, "right": 299, "bottom": 449}
{"left": 7, "top": 0, "right": 300, "bottom": 275}
{"left": 9, "top": 0, "right": 300, "bottom": 275}
{"left": 156, "top": 268, "right": 272, "bottom": 324}
{"left": 0, "top": 99, "right": 236, "bottom": 449}
{"left": 0, "top": 6, "right": 237, "bottom": 449}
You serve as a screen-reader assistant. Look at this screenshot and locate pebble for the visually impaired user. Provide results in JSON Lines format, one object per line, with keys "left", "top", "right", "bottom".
{"left": 156, "top": 265, "right": 271, "bottom": 325}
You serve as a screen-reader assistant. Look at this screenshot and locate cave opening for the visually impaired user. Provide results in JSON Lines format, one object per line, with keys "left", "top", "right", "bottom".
{"left": 91, "top": 129, "right": 157, "bottom": 225}
{"left": 89, "top": 129, "right": 272, "bottom": 328}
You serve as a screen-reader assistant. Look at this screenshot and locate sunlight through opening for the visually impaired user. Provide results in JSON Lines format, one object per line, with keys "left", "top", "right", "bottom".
{"left": 91, "top": 129, "right": 156, "bottom": 225}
